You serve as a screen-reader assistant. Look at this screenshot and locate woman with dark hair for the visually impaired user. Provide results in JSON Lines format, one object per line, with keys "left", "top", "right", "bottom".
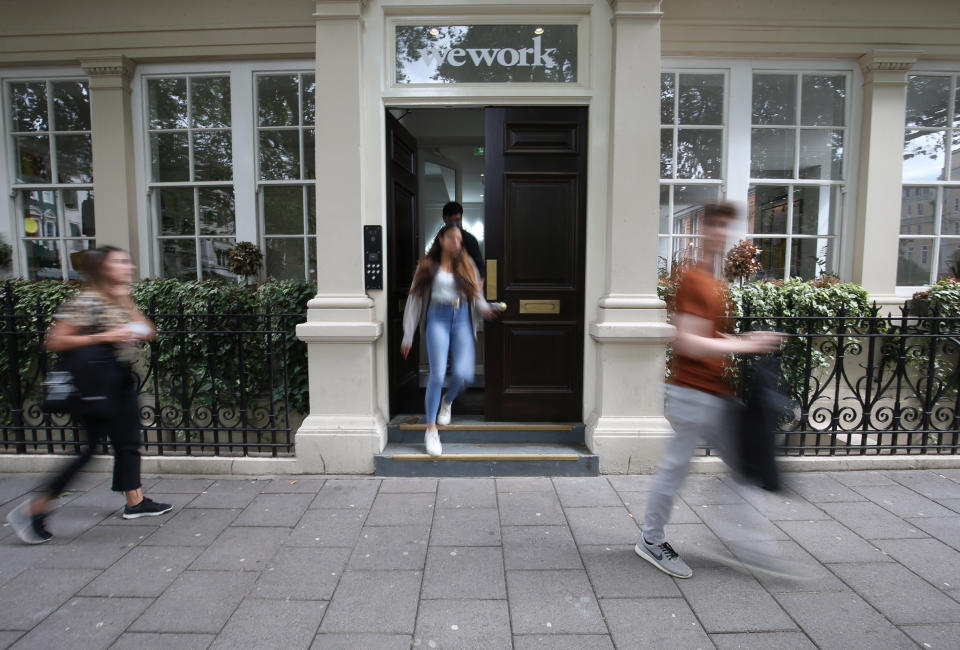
{"left": 401, "top": 224, "right": 497, "bottom": 456}
{"left": 6, "top": 246, "right": 172, "bottom": 544}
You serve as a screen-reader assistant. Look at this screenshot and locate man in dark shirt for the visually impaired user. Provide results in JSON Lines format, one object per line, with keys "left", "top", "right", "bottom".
{"left": 442, "top": 201, "right": 483, "bottom": 279}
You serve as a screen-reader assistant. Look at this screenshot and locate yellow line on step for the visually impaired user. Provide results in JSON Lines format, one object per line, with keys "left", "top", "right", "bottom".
{"left": 391, "top": 453, "right": 580, "bottom": 461}
{"left": 396, "top": 424, "right": 574, "bottom": 431}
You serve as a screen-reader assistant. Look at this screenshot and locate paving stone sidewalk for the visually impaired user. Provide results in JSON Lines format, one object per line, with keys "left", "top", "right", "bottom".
{"left": 2, "top": 469, "right": 960, "bottom": 649}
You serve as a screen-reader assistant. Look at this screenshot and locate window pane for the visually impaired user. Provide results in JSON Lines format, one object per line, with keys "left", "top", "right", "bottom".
{"left": 673, "top": 236, "right": 704, "bottom": 266}
{"left": 200, "top": 238, "right": 237, "bottom": 280}
{"left": 10, "top": 82, "right": 48, "bottom": 132}
{"left": 265, "top": 237, "right": 305, "bottom": 280}
{"left": 678, "top": 74, "right": 723, "bottom": 125}
{"left": 943, "top": 188, "right": 960, "bottom": 236}
{"left": 750, "top": 237, "right": 787, "bottom": 280}
{"left": 751, "top": 128, "right": 795, "bottom": 178}
{"left": 903, "top": 130, "right": 947, "bottom": 181}
{"left": 151, "top": 132, "right": 189, "bottom": 182}
{"left": 307, "top": 186, "right": 316, "bottom": 235}
{"left": 659, "top": 185, "right": 670, "bottom": 233}
{"left": 901, "top": 186, "right": 937, "bottom": 235}
{"left": 660, "top": 128, "right": 673, "bottom": 178}
{"left": 302, "top": 74, "right": 316, "bottom": 125}
{"left": 906, "top": 75, "right": 950, "bottom": 128}
{"left": 51, "top": 81, "right": 90, "bottom": 132}
{"left": 676, "top": 129, "right": 722, "bottom": 179}
{"left": 258, "top": 75, "right": 299, "bottom": 127}
{"left": 790, "top": 237, "right": 835, "bottom": 280}
{"left": 22, "top": 190, "right": 58, "bottom": 237}
{"left": 956, "top": 77, "right": 960, "bottom": 128}
{"left": 64, "top": 239, "right": 94, "bottom": 280}
{"left": 953, "top": 130, "right": 960, "bottom": 181}
{"left": 660, "top": 73, "right": 675, "bottom": 124}
{"left": 801, "top": 75, "right": 845, "bottom": 126}
{"left": 198, "top": 187, "right": 235, "bottom": 235}
{"left": 753, "top": 74, "right": 796, "bottom": 126}
{"left": 304, "top": 129, "right": 315, "bottom": 179}
{"left": 749, "top": 185, "right": 789, "bottom": 234}
{"left": 24, "top": 240, "right": 61, "bottom": 280}
{"left": 798, "top": 129, "right": 843, "bottom": 180}
{"left": 161, "top": 239, "right": 197, "bottom": 280}
{"left": 259, "top": 130, "right": 301, "bottom": 180}
{"left": 148, "top": 78, "right": 188, "bottom": 129}
{"left": 158, "top": 188, "right": 194, "bottom": 236}
{"left": 938, "top": 239, "right": 960, "bottom": 280}
{"left": 264, "top": 186, "right": 304, "bottom": 234}
{"left": 62, "top": 190, "right": 95, "bottom": 237}
{"left": 190, "top": 77, "right": 231, "bottom": 128}
{"left": 15, "top": 134, "right": 51, "bottom": 182}
{"left": 308, "top": 236, "right": 317, "bottom": 282}
{"left": 897, "top": 238, "right": 934, "bottom": 285}
{"left": 793, "top": 186, "right": 839, "bottom": 236}
{"left": 673, "top": 185, "right": 719, "bottom": 236}
{"left": 658, "top": 237, "right": 670, "bottom": 274}
{"left": 55, "top": 134, "right": 93, "bottom": 183}
{"left": 192, "top": 131, "right": 232, "bottom": 181}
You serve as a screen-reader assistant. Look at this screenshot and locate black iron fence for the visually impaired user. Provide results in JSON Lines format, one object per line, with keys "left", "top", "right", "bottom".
{"left": 731, "top": 304, "right": 960, "bottom": 455}
{"left": 1, "top": 284, "right": 305, "bottom": 457}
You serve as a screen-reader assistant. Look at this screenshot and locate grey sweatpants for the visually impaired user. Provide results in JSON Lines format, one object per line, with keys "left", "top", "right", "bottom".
{"left": 641, "top": 384, "right": 737, "bottom": 545}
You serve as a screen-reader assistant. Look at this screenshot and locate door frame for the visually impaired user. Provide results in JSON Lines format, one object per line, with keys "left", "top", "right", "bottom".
{"left": 383, "top": 101, "right": 594, "bottom": 422}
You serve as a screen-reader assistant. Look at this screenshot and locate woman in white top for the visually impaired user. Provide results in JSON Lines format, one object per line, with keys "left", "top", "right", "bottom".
{"left": 401, "top": 224, "right": 496, "bottom": 456}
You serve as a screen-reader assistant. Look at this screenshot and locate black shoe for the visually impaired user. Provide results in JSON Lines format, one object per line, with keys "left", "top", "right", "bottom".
{"left": 6, "top": 501, "right": 53, "bottom": 544}
{"left": 122, "top": 498, "right": 173, "bottom": 519}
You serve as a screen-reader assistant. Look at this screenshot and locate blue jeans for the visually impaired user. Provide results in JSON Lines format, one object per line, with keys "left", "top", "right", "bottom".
{"left": 425, "top": 301, "right": 475, "bottom": 425}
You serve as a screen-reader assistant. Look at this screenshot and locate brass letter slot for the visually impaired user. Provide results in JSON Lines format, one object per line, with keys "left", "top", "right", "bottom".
{"left": 486, "top": 259, "right": 497, "bottom": 301}
{"left": 519, "top": 299, "right": 560, "bottom": 314}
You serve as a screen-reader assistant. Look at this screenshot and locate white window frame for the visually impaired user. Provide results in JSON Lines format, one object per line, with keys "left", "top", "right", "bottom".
{"left": 897, "top": 67, "right": 960, "bottom": 291}
{"left": 0, "top": 67, "right": 93, "bottom": 280}
{"left": 662, "top": 58, "right": 861, "bottom": 282}
{"left": 132, "top": 61, "right": 315, "bottom": 280}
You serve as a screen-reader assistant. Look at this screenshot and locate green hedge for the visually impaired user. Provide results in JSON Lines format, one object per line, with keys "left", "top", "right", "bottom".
{"left": 1, "top": 278, "right": 313, "bottom": 422}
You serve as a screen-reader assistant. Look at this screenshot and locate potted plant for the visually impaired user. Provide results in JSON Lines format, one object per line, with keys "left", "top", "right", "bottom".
{"left": 723, "top": 239, "right": 763, "bottom": 286}
{"left": 225, "top": 241, "right": 263, "bottom": 285}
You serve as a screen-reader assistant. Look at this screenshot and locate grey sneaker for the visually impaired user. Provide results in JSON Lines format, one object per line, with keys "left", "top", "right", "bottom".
{"left": 6, "top": 500, "right": 53, "bottom": 544}
{"left": 635, "top": 534, "right": 693, "bottom": 578}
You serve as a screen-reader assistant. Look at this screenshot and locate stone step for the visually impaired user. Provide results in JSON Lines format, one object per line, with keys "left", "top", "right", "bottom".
{"left": 375, "top": 442, "right": 598, "bottom": 477}
{"left": 387, "top": 416, "right": 584, "bottom": 444}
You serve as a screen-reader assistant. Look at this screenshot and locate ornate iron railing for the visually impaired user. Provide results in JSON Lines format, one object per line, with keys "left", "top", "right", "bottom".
{"left": 1, "top": 284, "right": 304, "bottom": 457}
{"left": 730, "top": 304, "right": 960, "bottom": 455}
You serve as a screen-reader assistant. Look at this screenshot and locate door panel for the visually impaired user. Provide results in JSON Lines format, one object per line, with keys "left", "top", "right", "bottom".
{"left": 386, "top": 112, "right": 421, "bottom": 416}
{"left": 484, "top": 107, "right": 587, "bottom": 422}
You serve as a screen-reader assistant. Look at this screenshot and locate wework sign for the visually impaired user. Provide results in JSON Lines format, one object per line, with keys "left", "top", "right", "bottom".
{"left": 395, "top": 25, "right": 578, "bottom": 84}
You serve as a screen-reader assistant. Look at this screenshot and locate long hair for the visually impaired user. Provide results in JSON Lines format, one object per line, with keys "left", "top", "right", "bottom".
{"left": 410, "top": 224, "right": 479, "bottom": 298}
{"left": 81, "top": 245, "right": 125, "bottom": 291}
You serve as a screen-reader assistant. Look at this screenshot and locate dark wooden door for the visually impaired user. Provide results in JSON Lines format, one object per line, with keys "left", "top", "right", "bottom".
{"left": 483, "top": 107, "right": 588, "bottom": 422}
{"left": 386, "top": 112, "right": 421, "bottom": 416}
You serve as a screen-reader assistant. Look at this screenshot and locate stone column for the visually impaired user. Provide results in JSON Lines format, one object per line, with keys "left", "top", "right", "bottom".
{"left": 80, "top": 56, "right": 139, "bottom": 262}
{"left": 853, "top": 50, "right": 920, "bottom": 310}
{"left": 586, "top": 0, "right": 674, "bottom": 473}
{"left": 294, "top": 0, "right": 385, "bottom": 474}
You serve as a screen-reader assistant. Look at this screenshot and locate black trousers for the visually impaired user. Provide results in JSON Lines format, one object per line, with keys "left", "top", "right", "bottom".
{"left": 45, "top": 382, "right": 142, "bottom": 496}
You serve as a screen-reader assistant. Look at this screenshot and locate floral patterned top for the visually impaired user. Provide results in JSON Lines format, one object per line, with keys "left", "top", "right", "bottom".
{"left": 54, "top": 289, "right": 141, "bottom": 364}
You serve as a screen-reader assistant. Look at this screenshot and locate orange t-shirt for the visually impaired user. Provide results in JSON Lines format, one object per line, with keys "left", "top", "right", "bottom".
{"left": 669, "top": 266, "right": 730, "bottom": 395}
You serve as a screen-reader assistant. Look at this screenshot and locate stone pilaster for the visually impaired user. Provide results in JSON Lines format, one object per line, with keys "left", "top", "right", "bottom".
{"left": 586, "top": 0, "right": 675, "bottom": 473}
{"left": 80, "top": 56, "right": 139, "bottom": 263}
{"left": 294, "top": 0, "right": 385, "bottom": 474}
{"left": 853, "top": 50, "right": 921, "bottom": 308}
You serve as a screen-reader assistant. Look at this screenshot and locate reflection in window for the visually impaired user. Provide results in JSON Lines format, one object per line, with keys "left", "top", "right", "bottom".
{"left": 659, "top": 71, "right": 725, "bottom": 274}
{"left": 147, "top": 75, "right": 236, "bottom": 280}
{"left": 897, "top": 73, "right": 960, "bottom": 286}
{"left": 748, "top": 72, "right": 847, "bottom": 280}
{"left": 8, "top": 79, "right": 94, "bottom": 279}
{"left": 257, "top": 73, "right": 317, "bottom": 281}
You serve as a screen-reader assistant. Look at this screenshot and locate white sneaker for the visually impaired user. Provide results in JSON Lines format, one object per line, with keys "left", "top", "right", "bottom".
{"left": 437, "top": 398, "right": 453, "bottom": 426}
{"left": 424, "top": 428, "right": 442, "bottom": 457}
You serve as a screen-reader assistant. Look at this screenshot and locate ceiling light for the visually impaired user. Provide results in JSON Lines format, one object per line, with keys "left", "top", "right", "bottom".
{"left": 534, "top": 27, "right": 544, "bottom": 35}
{"left": 429, "top": 28, "right": 440, "bottom": 36}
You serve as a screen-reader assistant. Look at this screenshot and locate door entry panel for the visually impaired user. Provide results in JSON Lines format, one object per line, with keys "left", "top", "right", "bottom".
{"left": 484, "top": 107, "right": 588, "bottom": 422}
